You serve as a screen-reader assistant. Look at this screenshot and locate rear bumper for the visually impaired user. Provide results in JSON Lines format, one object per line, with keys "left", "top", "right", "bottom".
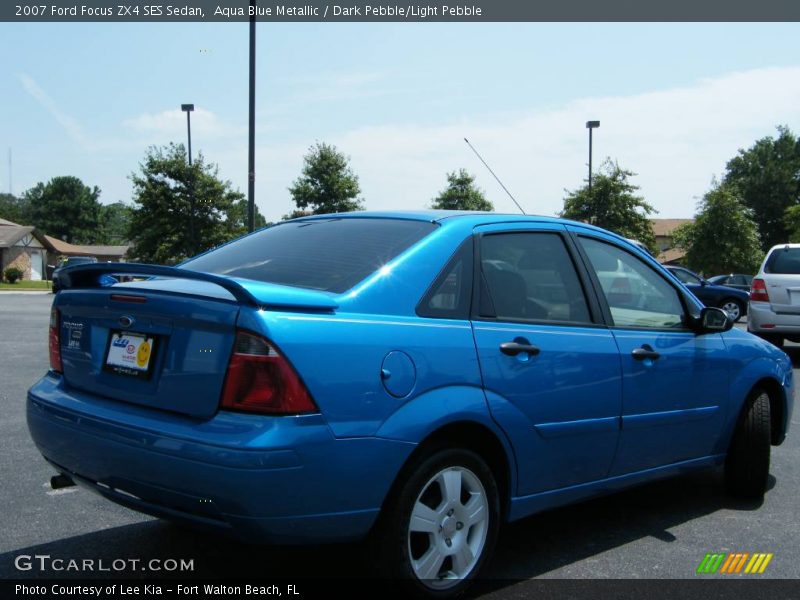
{"left": 747, "top": 301, "right": 800, "bottom": 335}
{"left": 27, "top": 374, "right": 414, "bottom": 544}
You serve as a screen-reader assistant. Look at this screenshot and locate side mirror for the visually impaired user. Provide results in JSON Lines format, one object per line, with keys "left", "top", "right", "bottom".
{"left": 699, "top": 307, "right": 732, "bottom": 332}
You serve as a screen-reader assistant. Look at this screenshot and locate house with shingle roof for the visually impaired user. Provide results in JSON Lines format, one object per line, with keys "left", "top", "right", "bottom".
{"left": 1, "top": 217, "right": 129, "bottom": 281}
{"left": 44, "top": 236, "right": 129, "bottom": 262}
{"left": 0, "top": 218, "right": 55, "bottom": 280}
{"left": 650, "top": 218, "right": 693, "bottom": 265}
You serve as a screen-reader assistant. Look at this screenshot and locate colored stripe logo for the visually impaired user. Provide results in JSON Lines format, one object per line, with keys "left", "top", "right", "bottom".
{"left": 697, "top": 553, "right": 773, "bottom": 574}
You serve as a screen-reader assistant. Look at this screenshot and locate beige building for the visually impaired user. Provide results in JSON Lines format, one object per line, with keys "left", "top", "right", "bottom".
{"left": 651, "top": 218, "right": 693, "bottom": 264}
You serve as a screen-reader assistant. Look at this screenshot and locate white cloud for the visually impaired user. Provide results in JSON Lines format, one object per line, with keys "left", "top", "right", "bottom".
{"left": 18, "top": 74, "right": 95, "bottom": 151}
{"left": 249, "top": 65, "right": 800, "bottom": 222}
{"left": 123, "top": 107, "right": 244, "bottom": 141}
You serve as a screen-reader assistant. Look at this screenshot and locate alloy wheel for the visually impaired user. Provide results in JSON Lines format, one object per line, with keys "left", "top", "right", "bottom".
{"left": 721, "top": 300, "right": 742, "bottom": 322}
{"left": 407, "top": 466, "right": 489, "bottom": 589}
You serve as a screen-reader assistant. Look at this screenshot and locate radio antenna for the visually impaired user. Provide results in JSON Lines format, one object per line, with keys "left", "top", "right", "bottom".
{"left": 463, "top": 137, "right": 525, "bottom": 215}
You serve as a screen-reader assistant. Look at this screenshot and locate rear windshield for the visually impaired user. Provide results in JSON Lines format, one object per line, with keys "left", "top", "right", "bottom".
{"left": 182, "top": 218, "right": 437, "bottom": 293}
{"left": 65, "top": 257, "right": 96, "bottom": 266}
{"left": 766, "top": 248, "right": 800, "bottom": 274}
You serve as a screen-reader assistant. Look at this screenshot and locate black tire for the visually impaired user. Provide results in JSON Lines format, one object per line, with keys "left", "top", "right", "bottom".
{"left": 719, "top": 298, "right": 744, "bottom": 323}
{"left": 725, "top": 389, "right": 771, "bottom": 499}
{"left": 376, "top": 448, "right": 500, "bottom": 598}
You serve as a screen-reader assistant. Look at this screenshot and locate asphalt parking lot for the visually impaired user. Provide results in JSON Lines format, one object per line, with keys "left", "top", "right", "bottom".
{"left": 1, "top": 293, "right": 799, "bottom": 593}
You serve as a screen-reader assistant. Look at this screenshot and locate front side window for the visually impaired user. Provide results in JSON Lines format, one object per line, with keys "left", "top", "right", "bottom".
{"left": 580, "top": 237, "right": 685, "bottom": 329}
{"left": 479, "top": 232, "right": 592, "bottom": 324}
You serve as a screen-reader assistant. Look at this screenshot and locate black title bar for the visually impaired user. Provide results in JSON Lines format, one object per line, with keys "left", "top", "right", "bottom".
{"left": 3, "top": 0, "right": 800, "bottom": 22}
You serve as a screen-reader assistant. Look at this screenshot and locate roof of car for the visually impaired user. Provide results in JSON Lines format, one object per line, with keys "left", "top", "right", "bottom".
{"left": 767, "top": 243, "right": 800, "bottom": 251}
{"left": 291, "top": 209, "right": 605, "bottom": 230}
{"left": 279, "top": 210, "right": 650, "bottom": 256}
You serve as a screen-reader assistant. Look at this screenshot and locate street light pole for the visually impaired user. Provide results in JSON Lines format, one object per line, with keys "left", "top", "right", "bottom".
{"left": 182, "top": 104, "right": 194, "bottom": 165}
{"left": 181, "top": 103, "right": 195, "bottom": 254}
{"left": 586, "top": 120, "right": 600, "bottom": 193}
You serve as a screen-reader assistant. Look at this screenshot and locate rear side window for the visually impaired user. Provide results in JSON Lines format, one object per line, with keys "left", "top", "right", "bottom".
{"left": 766, "top": 248, "right": 800, "bottom": 274}
{"left": 183, "top": 218, "right": 437, "bottom": 294}
{"left": 417, "top": 239, "right": 473, "bottom": 319}
{"left": 478, "top": 232, "right": 592, "bottom": 324}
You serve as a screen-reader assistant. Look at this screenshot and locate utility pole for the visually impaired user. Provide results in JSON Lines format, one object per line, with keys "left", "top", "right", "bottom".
{"left": 248, "top": 0, "right": 257, "bottom": 232}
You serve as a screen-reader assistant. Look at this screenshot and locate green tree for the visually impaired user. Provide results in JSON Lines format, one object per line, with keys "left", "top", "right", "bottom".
{"left": 23, "top": 176, "right": 102, "bottom": 243}
{"left": 724, "top": 126, "right": 800, "bottom": 250}
{"left": 225, "top": 198, "right": 268, "bottom": 237}
{"left": 431, "top": 169, "right": 494, "bottom": 211}
{"left": 561, "top": 159, "right": 657, "bottom": 252}
{"left": 98, "top": 202, "right": 133, "bottom": 244}
{"left": 783, "top": 205, "right": 800, "bottom": 243}
{"left": 288, "top": 142, "right": 363, "bottom": 215}
{"left": 282, "top": 209, "right": 313, "bottom": 221}
{"left": 672, "top": 182, "right": 762, "bottom": 275}
{"left": 0, "top": 193, "right": 30, "bottom": 224}
{"left": 128, "top": 143, "right": 246, "bottom": 265}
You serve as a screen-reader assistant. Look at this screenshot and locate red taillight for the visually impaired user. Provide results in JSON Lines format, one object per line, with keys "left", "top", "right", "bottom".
{"left": 49, "top": 307, "right": 62, "bottom": 373}
{"left": 750, "top": 278, "right": 770, "bottom": 303}
{"left": 220, "top": 331, "right": 317, "bottom": 415}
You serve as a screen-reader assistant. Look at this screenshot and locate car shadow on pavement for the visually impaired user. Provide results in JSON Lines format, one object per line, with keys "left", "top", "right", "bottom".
{"left": 782, "top": 345, "right": 800, "bottom": 367}
{"left": 1, "top": 468, "right": 775, "bottom": 591}
{"left": 483, "top": 470, "right": 771, "bottom": 583}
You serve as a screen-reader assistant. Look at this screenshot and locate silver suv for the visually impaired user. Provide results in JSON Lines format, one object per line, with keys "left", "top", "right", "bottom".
{"left": 748, "top": 243, "right": 800, "bottom": 347}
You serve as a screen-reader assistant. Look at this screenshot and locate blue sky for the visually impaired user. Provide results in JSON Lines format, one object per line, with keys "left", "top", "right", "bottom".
{"left": 2, "top": 22, "right": 800, "bottom": 221}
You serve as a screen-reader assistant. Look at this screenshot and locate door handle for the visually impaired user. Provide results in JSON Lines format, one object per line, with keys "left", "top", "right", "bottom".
{"left": 631, "top": 346, "right": 660, "bottom": 361}
{"left": 500, "top": 341, "right": 541, "bottom": 357}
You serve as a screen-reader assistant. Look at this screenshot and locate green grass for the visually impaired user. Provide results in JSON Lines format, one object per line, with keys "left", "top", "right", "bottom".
{"left": 0, "top": 280, "right": 52, "bottom": 290}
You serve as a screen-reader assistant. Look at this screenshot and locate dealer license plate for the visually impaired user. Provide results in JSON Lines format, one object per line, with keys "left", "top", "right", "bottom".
{"left": 103, "top": 331, "right": 156, "bottom": 379}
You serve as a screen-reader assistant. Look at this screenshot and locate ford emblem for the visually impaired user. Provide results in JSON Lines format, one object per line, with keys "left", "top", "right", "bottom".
{"left": 119, "top": 315, "right": 135, "bottom": 328}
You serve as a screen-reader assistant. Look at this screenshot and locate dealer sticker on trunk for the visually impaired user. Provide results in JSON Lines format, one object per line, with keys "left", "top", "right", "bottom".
{"left": 105, "top": 331, "right": 154, "bottom": 373}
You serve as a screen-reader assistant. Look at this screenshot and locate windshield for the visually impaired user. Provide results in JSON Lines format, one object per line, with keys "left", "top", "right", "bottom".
{"left": 182, "top": 218, "right": 437, "bottom": 294}
{"left": 64, "top": 257, "right": 96, "bottom": 266}
{"left": 671, "top": 268, "right": 702, "bottom": 285}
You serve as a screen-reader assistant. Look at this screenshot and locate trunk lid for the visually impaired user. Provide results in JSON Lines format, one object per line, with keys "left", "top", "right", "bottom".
{"left": 54, "top": 263, "right": 337, "bottom": 419}
{"left": 763, "top": 273, "right": 800, "bottom": 315}
{"left": 57, "top": 286, "right": 239, "bottom": 419}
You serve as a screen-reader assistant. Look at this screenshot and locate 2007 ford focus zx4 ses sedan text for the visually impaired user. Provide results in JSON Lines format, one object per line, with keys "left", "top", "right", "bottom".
{"left": 28, "top": 212, "right": 794, "bottom": 596}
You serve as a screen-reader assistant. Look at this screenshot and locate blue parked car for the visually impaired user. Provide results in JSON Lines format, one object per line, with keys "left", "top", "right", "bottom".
{"left": 665, "top": 265, "right": 751, "bottom": 323}
{"left": 28, "top": 212, "right": 793, "bottom": 595}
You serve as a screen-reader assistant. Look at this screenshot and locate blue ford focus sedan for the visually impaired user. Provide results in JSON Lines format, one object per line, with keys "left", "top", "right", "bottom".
{"left": 28, "top": 212, "right": 793, "bottom": 595}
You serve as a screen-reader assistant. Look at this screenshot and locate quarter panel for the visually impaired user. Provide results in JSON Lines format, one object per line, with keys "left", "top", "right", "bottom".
{"left": 238, "top": 308, "right": 484, "bottom": 438}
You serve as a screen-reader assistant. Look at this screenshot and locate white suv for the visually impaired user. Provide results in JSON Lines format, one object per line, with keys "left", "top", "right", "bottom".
{"left": 748, "top": 243, "right": 800, "bottom": 347}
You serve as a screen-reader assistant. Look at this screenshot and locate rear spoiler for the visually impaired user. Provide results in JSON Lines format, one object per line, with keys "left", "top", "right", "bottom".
{"left": 56, "top": 262, "right": 339, "bottom": 311}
